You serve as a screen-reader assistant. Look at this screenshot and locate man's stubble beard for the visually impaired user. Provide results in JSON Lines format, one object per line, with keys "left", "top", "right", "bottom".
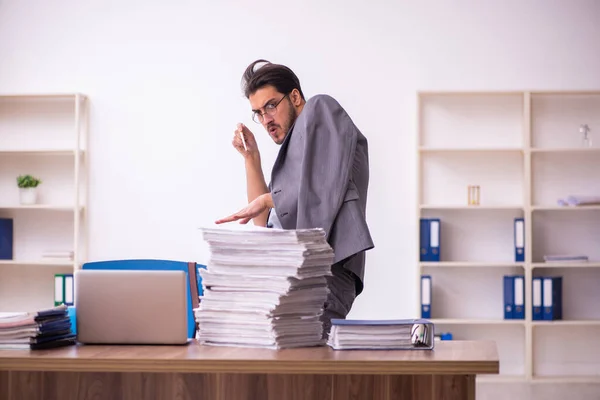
{"left": 280, "top": 105, "right": 298, "bottom": 144}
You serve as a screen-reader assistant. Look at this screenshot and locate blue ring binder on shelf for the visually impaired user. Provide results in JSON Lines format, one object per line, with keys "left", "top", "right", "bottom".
{"left": 0, "top": 218, "right": 14, "bottom": 260}
{"left": 81, "top": 259, "right": 206, "bottom": 338}
{"left": 420, "top": 218, "right": 440, "bottom": 262}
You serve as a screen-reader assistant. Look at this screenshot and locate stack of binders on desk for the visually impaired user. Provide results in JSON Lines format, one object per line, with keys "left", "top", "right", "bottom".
{"left": 0, "top": 304, "right": 76, "bottom": 350}
{"left": 195, "top": 224, "right": 334, "bottom": 349}
{"left": 327, "top": 319, "right": 435, "bottom": 350}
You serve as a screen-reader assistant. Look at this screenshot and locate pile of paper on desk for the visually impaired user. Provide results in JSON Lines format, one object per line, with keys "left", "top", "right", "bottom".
{"left": 0, "top": 304, "right": 76, "bottom": 350}
{"left": 195, "top": 224, "right": 334, "bottom": 349}
{"left": 327, "top": 319, "right": 435, "bottom": 350}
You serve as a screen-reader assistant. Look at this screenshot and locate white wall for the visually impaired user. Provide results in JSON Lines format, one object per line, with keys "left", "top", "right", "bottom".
{"left": 0, "top": 0, "right": 599, "bottom": 320}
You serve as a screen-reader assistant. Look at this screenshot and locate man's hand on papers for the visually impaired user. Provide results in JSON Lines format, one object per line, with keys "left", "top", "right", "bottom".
{"left": 215, "top": 193, "right": 274, "bottom": 225}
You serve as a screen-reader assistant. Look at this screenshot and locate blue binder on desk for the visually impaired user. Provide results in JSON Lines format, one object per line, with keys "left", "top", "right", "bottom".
{"left": 0, "top": 218, "right": 13, "bottom": 260}
{"left": 542, "top": 276, "right": 562, "bottom": 321}
{"left": 420, "top": 218, "right": 440, "bottom": 262}
{"left": 82, "top": 259, "right": 206, "bottom": 338}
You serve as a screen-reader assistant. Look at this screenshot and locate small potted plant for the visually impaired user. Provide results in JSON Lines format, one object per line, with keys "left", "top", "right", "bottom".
{"left": 16, "top": 174, "right": 42, "bottom": 205}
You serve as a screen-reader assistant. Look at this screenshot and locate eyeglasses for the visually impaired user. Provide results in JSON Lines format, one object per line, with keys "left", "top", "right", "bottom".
{"left": 252, "top": 94, "right": 288, "bottom": 123}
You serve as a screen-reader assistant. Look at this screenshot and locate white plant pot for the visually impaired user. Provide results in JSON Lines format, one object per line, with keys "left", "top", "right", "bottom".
{"left": 19, "top": 188, "right": 38, "bottom": 205}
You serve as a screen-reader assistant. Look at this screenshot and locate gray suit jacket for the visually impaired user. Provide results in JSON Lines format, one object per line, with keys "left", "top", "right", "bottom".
{"left": 269, "top": 94, "right": 374, "bottom": 294}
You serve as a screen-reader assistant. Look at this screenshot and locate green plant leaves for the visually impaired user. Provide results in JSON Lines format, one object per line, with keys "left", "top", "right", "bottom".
{"left": 16, "top": 174, "right": 42, "bottom": 188}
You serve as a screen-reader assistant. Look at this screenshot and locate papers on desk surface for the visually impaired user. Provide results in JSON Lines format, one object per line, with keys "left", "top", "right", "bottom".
{"left": 0, "top": 304, "right": 76, "bottom": 350}
{"left": 327, "top": 319, "right": 436, "bottom": 350}
{"left": 195, "top": 224, "right": 334, "bottom": 349}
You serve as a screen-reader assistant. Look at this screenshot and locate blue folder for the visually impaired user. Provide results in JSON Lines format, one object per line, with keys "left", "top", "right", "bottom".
{"left": 0, "top": 218, "right": 13, "bottom": 260}
{"left": 514, "top": 218, "right": 525, "bottom": 262}
{"left": 542, "top": 276, "right": 563, "bottom": 321}
{"left": 512, "top": 275, "right": 525, "bottom": 319}
{"left": 532, "top": 277, "right": 544, "bottom": 320}
{"left": 420, "top": 218, "right": 440, "bottom": 262}
{"left": 420, "top": 275, "right": 432, "bottom": 318}
{"left": 81, "top": 259, "right": 206, "bottom": 338}
{"left": 503, "top": 275, "right": 514, "bottom": 319}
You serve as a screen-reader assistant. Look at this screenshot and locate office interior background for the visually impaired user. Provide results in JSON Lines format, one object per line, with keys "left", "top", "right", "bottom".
{"left": 1, "top": 1, "right": 599, "bottom": 399}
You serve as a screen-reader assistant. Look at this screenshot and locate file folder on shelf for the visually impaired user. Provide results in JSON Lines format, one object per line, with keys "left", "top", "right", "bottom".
{"left": 421, "top": 275, "right": 432, "bottom": 319}
{"left": 0, "top": 218, "right": 13, "bottom": 260}
{"left": 503, "top": 275, "right": 514, "bottom": 319}
{"left": 513, "top": 275, "right": 524, "bottom": 319}
{"left": 543, "top": 276, "right": 563, "bottom": 321}
{"left": 514, "top": 218, "right": 525, "bottom": 262}
{"left": 54, "top": 274, "right": 74, "bottom": 307}
{"left": 503, "top": 275, "right": 524, "bottom": 319}
{"left": 64, "top": 274, "right": 74, "bottom": 306}
{"left": 532, "top": 277, "right": 543, "bottom": 320}
{"left": 54, "top": 274, "right": 64, "bottom": 306}
{"left": 420, "top": 218, "right": 440, "bottom": 262}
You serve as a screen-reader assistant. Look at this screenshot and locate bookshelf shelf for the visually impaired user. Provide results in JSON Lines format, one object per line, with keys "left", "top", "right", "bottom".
{"left": 0, "top": 93, "right": 88, "bottom": 312}
{"left": 531, "top": 262, "right": 600, "bottom": 269}
{"left": 531, "top": 376, "right": 600, "bottom": 384}
{"left": 0, "top": 149, "right": 84, "bottom": 156}
{"left": 532, "top": 205, "right": 600, "bottom": 211}
{"left": 417, "top": 90, "right": 600, "bottom": 397}
{"left": 421, "top": 262, "right": 524, "bottom": 268}
{"left": 419, "top": 147, "right": 524, "bottom": 153}
{"left": 477, "top": 375, "right": 527, "bottom": 383}
{"left": 0, "top": 259, "right": 73, "bottom": 267}
{"left": 0, "top": 205, "right": 84, "bottom": 211}
{"left": 530, "top": 147, "right": 600, "bottom": 153}
{"left": 0, "top": 93, "right": 85, "bottom": 99}
{"left": 532, "top": 320, "right": 600, "bottom": 327}
{"left": 432, "top": 318, "right": 525, "bottom": 325}
{"left": 420, "top": 205, "right": 524, "bottom": 211}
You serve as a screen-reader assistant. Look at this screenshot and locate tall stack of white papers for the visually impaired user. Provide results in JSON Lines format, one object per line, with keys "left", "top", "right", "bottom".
{"left": 195, "top": 224, "right": 334, "bottom": 349}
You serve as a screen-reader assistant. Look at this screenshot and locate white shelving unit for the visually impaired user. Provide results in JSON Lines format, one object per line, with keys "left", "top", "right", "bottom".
{"left": 0, "top": 93, "right": 88, "bottom": 312}
{"left": 417, "top": 91, "right": 600, "bottom": 399}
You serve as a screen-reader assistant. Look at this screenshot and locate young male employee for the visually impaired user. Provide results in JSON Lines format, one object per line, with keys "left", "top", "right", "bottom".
{"left": 216, "top": 59, "right": 374, "bottom": 336}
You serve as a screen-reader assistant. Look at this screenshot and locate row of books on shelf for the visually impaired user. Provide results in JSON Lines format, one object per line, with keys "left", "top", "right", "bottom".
{"left": 503, "top": 275, "right": 563, "bottom": 321}
{"left": 420, "top": 217, "right": 525, "bottom": 262}
{"left": 420, "top": 274, "right": 563, "bottom": 321}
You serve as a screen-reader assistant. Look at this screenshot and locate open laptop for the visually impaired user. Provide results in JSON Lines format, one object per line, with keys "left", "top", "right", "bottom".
{"left": 74, "top": 269, "right": 189, "bottom": 345}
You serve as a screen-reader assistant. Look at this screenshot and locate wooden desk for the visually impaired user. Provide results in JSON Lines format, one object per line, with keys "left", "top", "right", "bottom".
{"left": 0, "top": 340, "right": 498, "bottom": 400}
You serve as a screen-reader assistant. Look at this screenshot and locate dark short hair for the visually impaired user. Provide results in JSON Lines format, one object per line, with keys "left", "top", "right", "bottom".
{"left": 241, "top": 59, "right": 305, "bottom": 100}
